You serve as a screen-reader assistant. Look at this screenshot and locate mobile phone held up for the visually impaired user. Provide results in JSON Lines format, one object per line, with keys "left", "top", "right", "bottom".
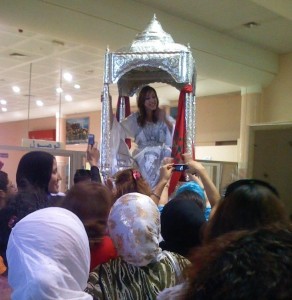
{"left": 173, "top": 164, "right": 189, "bottom": 172}
{"left": 88, "top": 133, "right": 95, "bottom": 146}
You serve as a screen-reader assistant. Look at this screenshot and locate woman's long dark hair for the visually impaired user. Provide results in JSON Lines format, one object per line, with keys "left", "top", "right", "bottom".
{"left": 203, "top": 179, "right": 288, "bottom": 243}
{"left": 0, "top": 171, "right": 8, "bottom": 192}
{"left": 137, "top": 85, "right": 159, "bottom": 127}
{"left": 16, "top": 151, "right": 55, "bottom": 193}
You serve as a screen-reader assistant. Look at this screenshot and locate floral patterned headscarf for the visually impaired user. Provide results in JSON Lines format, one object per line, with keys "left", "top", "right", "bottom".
{"left": 108, "top": 192, "right": 161, "bottom": 266}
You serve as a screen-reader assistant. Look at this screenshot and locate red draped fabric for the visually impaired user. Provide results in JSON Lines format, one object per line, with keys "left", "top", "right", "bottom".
{"left": 116, "top": 96, "right": 131, "bottom": 149}
{"left": 169, "top": 84, "right": 194, "bottom": 195}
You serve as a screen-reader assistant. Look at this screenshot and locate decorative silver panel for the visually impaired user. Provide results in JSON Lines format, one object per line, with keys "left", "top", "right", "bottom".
{"left": 100, "top": 84, "right": 112, "bottom": 177}
{"left": 100, "top": 15, "right": 197, "bottom": 177}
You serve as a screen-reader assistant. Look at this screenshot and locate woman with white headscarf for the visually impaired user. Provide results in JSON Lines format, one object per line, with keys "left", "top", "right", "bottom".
{"left": 7, "top": 207, "right": 92, "bottom": 300}
{"left": 86, "top": 193, "right": 190, "bottom": 300}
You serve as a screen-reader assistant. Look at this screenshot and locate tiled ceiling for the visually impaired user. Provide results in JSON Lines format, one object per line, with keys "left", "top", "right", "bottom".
{"left": 0, "top": 25, "right": 112, "bottom": 121}
{"left": 134, "top": 0, "right": 292, "bottom": 54}
{"left": 0, "top": 0, "right": 292, "bottom": 123}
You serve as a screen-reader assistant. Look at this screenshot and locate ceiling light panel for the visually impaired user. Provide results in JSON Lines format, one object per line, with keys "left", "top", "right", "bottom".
{"left": 65, "top": 94, "right": 72, "bottom": 101}
{"left": 12, "top": 86, "right": 20, "bottom": 93}
{"left": 63, "top": 72, "right": 73, "bottom": 82}
{"left": 36, "top": 100, "right": 44, "bottom": 106}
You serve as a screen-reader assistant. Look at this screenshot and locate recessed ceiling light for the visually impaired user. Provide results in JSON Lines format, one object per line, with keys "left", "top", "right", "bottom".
{"left": 56, "top": 87, "right": 63, "bottom": 93}
{"left": 243, "top": 21, "right": 260, "bottom": 28}
{"left": 1, "top": 107, "right": 7, "bottom": 112}
{"left": 65, "top": 94, "right": 72, "bottom": 101}
{"left": 36, "top": 100, "right": 44, "bottom": 107}
{"left": 63, "top": 72, "right": 73, "bottom": 82}
{"left": 12, "top": 86, "right": 20, "bottom": 93}
{"left": 0, "top": 99, "right": 7, "bottom": 105}
{"left": 74, "top": 84, "right": 80, "bottom": 89}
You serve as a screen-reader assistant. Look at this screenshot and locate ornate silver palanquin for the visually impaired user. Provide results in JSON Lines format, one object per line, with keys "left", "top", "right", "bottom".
{"left": 100, "top": 15, "right": 196, "bottom": 177}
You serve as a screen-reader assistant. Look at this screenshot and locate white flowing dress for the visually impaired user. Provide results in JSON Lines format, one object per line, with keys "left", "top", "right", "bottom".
{"left": 120, "top": 112, "right": 173, "bottom": 189}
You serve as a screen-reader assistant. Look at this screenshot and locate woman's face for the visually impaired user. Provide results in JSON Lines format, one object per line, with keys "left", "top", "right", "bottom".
{"left": 48, "top": 159, "right": 62, "bottom": 194}
{"left": 143, "top": 90, "right": 158, "bottom": 111}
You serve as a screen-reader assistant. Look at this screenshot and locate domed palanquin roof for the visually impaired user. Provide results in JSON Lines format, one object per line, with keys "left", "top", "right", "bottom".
{"left": 104, "top": 15, "right": 195, "bottom": 96}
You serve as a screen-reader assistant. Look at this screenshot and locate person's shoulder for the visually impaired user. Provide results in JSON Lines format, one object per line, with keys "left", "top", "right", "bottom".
{"left": 157, "top": 282, "right": 188, "bottom": 300}
{"left": 163, "top": 251, "right": 191, "bottom": 268}
{"left": 168, "top": 251, "right": 190, "bottom": 261}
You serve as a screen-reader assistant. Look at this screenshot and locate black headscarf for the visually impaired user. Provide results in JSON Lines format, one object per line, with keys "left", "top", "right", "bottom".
{"left": 160, "top": 196, "right": 206, "bottom": 257}
{"left": 16, "top": 151, "right": 54, "bottom": 193}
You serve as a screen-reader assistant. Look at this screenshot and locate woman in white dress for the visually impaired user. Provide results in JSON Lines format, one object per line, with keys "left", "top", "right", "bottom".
{"left": 120, "top": 85, "right": 174, "bottom": 189}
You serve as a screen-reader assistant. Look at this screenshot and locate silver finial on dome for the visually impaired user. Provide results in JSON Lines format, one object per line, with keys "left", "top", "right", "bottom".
{"left": 117, "top": 15, "right": 189, "bottom": 53}
{"left": 133, "top": 14, "right": 174, "bottom": 44}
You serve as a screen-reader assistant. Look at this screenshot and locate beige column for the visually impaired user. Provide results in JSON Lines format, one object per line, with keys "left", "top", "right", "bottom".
{"left": 55, "top": 112, "right": 68, "bottom": 192}
{"left": 238, "top": 86, "right": 262, "bottom": 177}
{"left": 55, "top": 112, "right": 66, "bottom": 144}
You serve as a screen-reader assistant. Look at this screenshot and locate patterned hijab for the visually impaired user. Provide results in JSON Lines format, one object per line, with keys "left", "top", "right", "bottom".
{"left": 108, "top": 192, "right": 161, "bottom": 266}
{"left": 7, "top": 207, "right": 92, "bottom": 300}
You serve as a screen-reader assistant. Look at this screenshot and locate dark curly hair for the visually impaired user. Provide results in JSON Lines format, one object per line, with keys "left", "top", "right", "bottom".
{"left": 185, "top": 224, "right": 292, "bottom": 300}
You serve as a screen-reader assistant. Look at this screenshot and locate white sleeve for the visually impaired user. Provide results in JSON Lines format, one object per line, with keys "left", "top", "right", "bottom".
{"left": 165, "top": 114, "right": 175, "bottom": 147}
{"left": 165, "top": 126, "right": 173, "bottom": 147}
{"left": 120, "top": 112, "right": 138, "bottom": 138}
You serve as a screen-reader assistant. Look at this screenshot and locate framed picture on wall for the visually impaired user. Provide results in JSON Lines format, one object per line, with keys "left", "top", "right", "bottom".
{"left": 66, "top": 117, "right": 89, "bottom": 144}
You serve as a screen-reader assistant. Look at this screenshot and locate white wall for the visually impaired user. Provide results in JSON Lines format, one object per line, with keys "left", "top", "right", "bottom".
{"left": 196, "top": 145, "right": 238, "bottom": 162}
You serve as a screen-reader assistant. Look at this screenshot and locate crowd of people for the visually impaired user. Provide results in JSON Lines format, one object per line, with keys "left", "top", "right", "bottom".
{"left": 0, "top": 85, "right": 291, "bottom": 300}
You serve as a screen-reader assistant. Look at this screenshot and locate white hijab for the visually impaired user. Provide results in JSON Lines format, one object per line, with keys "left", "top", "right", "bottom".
{"left": 7, "top": 207, "right": 92, "bottom": 300}
{"left": 108, "top": 192, "right": 162, "bottom": 266}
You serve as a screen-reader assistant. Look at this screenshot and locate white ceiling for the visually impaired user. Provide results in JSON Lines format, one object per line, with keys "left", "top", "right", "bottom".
{"left": 0, "top": 0, "right": 292, "bottom": 123}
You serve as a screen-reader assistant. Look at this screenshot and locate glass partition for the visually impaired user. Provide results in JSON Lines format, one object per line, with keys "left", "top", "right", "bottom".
{"left": 0, "top": 145, "right": 238, "bottom": 196}
{"left": 198, "top": 160, "right": 239, "bottom": 197}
